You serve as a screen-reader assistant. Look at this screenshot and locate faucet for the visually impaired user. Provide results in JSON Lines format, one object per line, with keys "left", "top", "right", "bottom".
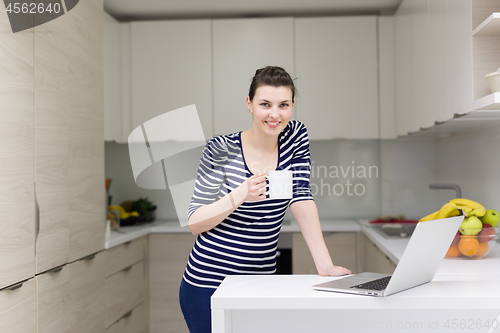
{"left": 429, "top": 183, "right": 462, "bottom": 198}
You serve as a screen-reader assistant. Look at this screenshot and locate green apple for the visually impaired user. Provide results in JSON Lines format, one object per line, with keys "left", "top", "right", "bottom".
{"left": 459, "top": 216, "right": 483, "bottom": 235}
{"left": 480, "top": 209, "right": 500, "bottom": 228}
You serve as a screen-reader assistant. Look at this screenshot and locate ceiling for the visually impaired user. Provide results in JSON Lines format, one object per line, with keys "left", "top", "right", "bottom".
{"left": 104, "top": 0, "right": 403, "bottom": 21}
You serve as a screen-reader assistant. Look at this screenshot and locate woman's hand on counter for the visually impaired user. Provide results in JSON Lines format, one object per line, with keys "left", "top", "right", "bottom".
{"left": 317, "top": 264, "right": 352, "bottom": 277}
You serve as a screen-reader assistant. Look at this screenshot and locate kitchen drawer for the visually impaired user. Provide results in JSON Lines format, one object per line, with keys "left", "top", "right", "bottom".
{"left": 106, "top": 302, "right": 146, "bottom": 333}
{"left": 0, "top": 278, "right": 36, "bottom": 332}
{"left": 106, "top": 236, "right": 146, "bottom": 278}
{"left": 105, "top": 260, "right": 144, "bottom": 328}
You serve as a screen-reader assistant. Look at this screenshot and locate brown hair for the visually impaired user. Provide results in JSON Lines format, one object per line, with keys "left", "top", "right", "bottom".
{"left": 248, "top": 66, "right": 296, "bottom": 102}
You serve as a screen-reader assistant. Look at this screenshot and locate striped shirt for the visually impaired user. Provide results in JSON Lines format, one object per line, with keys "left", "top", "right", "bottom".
{"left": 183, "top": 120, "right": 314, "bottom": 289}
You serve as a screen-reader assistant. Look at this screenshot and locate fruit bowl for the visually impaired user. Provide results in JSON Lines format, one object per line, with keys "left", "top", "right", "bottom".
{"left": 445, "top": 226, "right": 499, "bottom": 259}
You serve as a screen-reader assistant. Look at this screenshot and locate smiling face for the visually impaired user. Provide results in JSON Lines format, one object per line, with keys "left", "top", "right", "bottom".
{"left": 246, "top": 85, "right": 294, "bottom": 137}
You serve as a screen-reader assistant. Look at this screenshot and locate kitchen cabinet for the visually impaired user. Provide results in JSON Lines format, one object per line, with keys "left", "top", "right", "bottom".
{"left": 294, "top": 16, "right": 379, "bottom": 139}
{"left": 37, "top": 251, "right": 106, "bottom": 333}
{"left": 0, "top": 8, "right": 35, "bottom": 290}
{"left": 149, "top": 233, "right": 195, "bottom": 333}
{"left": 36, "top": 265, "right": 70, "bottom": 333}
{"left": 0, "top": 278, "right": 36, "bottom": 332}
{"left": 68, "top": 252, "right": 106, "bottom": 333}
{"left": 361, "top": 233, "right": 396, "bottom": 275}
{"left": 106, "top": 260, "right": 145, "bottom": 328}
{"left": 34, "top": 9, "right": 70, "bottom": 274}
{"left": 212, "top": 17, "right": 295, "bottom": 136}
{"left": 105, "top": 236, "right": 148, "bottom": 331}
{"left": 130, "top": 20, "right": 213, "bottom": 140}
{"left": 104, "top": 12, "right": 123, "bottom": 143}
{"left": 394, "top": 0, "right": 500, "bottom": 137}
{"left": 66, "top": 0, "right": 106, "bottom": 262}
{"left": 106, "top": 303, "right": 146, "bottom": 333}
{"left": 292, "top": 232, "right": 359, "bottom": 274}
{"left": 33, "top": 0, "right": 105, "bottom": 274}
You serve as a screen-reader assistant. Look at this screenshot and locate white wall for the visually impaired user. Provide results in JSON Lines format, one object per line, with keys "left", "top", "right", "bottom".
{"left": 436, "top": 123, "right": 500, "bottom": 211}
{"left": 380, "top": 138, "right": 439, "bottom": 219}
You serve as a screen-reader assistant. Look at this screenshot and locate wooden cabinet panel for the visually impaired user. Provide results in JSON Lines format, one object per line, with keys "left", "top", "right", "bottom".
{"left": 0, "top": 8, "right": 35, "bottom": 290}
{"left": 130, "top": 20, "right": 213, "bottom": 140}
{"left": 106, "top": 236, "right": 146, "bottom": 278}
{"left": 66, "top": 0, "right": 105, "bottom": 262}
{"left": 34, "top": 14, "right": 70, "bottom": 274}
{"left": 36, "top": 265, "right": 70, "bottom": 333}
{"left": 69, "top": 252, "right": 106, "bottom": 333}
{"left": 106, "top": 303, "right": 146, "bottom": 333}
{"left": 0, "top": 278, "right": 36, "bottom": 332}
{"left": 149, "top": 233, "right": 195, "bottom": 333}
{"left": 106, "top": 260, "right": 144, "bottom": 328}
{"left": 362, "top": 234, "right": 396, "bottom": 275}
{"left": 292, "top": 232, "right": 358, "bottom": 274}
{"left": 212, "top": 17, "right": 294, "bottom": 136}
{"left": 295, "top": 16, "right": 378, "bottom": 139}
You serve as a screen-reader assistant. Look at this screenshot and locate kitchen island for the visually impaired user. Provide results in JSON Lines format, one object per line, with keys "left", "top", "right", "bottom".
{"left": 212, "top": 222, "right": 500, "bottom": 333}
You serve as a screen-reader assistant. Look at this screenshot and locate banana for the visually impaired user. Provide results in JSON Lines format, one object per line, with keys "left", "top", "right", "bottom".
{"left": 419, "top": 210, "right": 439, "bottom": 222}
{"left": 437, "top": 202, "right": 461, "bottom": 219}
{"left": 455, "top": 204, "right": 473, "bottom": 214}
{"left": 449, "top": 198, "right": 485, "bottom": 217}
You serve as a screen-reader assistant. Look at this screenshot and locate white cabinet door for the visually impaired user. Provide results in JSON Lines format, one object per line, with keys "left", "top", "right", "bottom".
{"left": 34, "top": 10, "right": 70, "bottom": 274}
{"left": 395, "top": 0, "right": 417, "bottom": 136}
{"left": 295, "top": 16, "right": 378, "bottom": 139}
{"left": 213, "top": 17, "right": 294, "bottom": 136}
{"left": 0, "top": 8, "right": 35, "bottom": 289}
{"left": 104, "top": 12, "right": 123, "bottom": 142}
{"left": 131, "top": 20, "right": 213, "bottom": 140}
{"left": 447, "top": 0, "right": 473, "bottom": 117}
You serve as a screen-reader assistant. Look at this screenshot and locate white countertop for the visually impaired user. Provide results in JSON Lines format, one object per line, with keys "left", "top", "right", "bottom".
{"left": 212, "top": 274, "right": 500, "bottom": 310}
{"left": 105, "top": 218, "right": 360, "bottom": 249}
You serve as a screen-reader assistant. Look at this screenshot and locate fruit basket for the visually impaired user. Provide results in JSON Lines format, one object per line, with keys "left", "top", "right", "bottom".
{"left": 109, "top": 197, "right": 157, "bottom": 227}
{"left": 446, "top": 226, "right": 498, "bottom": 259}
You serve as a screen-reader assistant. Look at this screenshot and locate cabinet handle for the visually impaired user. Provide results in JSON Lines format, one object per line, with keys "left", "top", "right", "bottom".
{"left": 5, "top": 282, "right": 24, "bottom": 291}
{"left": 83, "top": 254, "right": 96, "bottom": 261}
{"left": 47, "top": 265, "right": 64, "bottom": 274}
{"left": 34, "top": 182, "right": 40, "bottom": 240}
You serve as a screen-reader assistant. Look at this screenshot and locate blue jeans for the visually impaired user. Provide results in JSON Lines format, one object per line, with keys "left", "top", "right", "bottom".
{"left": 179, "top": 279, "right": 217, "bottom": 333}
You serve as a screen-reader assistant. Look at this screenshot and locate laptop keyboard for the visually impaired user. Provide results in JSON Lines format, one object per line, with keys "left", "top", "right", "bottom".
{"left": 350, "top": 276, "right": 392, "bottom": 291}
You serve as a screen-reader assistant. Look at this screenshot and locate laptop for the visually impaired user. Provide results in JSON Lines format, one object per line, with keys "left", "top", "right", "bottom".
{"left": 312, "top": 216, "right": 464, "bottom": 297}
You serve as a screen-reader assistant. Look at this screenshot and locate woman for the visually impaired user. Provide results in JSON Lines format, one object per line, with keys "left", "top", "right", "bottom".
{"left": 179, "top": 66, "right": 351, "bottom": 333}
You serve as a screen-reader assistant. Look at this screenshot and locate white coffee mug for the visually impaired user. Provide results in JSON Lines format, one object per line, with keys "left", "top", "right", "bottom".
{"left": 266, "top": 170, "right": 293, "bottom": 199}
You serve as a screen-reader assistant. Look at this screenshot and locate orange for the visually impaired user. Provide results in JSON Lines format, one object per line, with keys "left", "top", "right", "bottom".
{"left": 474, "top": 242, "right": 489, "bottom": 258}
{"left": 458, "top": 238, "right": 480, "bottom": 257}
{"left": 446, "top": 245, "right": 461, "bottom": 257}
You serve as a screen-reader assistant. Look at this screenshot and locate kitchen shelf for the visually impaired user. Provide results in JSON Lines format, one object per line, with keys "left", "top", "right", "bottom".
{"left": 473, "top": 13, "right": 500, "bottom": 36}
{"left": 396, "top": 96, "right": 500, "bottom": 140}
{"left": 472, "top": 92, "right": 500, "bottom": 110}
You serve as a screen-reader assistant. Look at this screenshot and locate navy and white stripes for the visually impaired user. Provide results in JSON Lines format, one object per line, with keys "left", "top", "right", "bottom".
{"left": 183, "top": 120, "right": 313, "bottom": 289}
